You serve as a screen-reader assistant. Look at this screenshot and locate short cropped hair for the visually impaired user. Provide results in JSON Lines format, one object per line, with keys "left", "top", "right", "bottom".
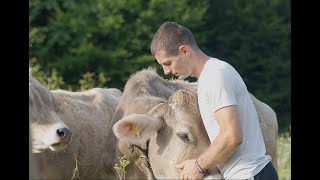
{"left": 150, "top": 22, "right": 199, "bottom": 56}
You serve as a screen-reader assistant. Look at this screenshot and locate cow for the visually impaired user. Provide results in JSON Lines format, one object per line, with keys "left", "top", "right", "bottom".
{"left": 112, "top": 67, "right": 278, "bottom": 179}
{"left": 29, "top": 71, "right": 72, "bottom": 153}
{"left": 29, "top": 70, "right": 73, "bottom": 179}
{"left": 29, "top": 125, "right": 40, "bottom": 179}
{"left": 29, "top": 72, "right": 148, "bottom": 179}
{"left": 31, "top": 85, "right": 128, "bottom": 179}
{"left": 30, "top": 71, "right": 152, "bottom": 179}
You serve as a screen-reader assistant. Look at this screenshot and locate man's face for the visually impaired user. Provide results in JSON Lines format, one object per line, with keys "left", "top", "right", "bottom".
{"left": 155, "top": 50, "right": 191, "bottom": 80}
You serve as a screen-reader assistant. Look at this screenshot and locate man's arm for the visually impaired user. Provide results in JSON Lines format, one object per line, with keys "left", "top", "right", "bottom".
{"left": 197, "top": 105, "right": 243, "bottom": 170}
{"left": 175, "top": 105, "right": 243, "bottom": 179}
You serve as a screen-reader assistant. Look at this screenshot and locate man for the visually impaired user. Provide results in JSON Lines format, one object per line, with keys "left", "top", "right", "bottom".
{"left": 150, "top": 21, "right": 278, "bottom": 180}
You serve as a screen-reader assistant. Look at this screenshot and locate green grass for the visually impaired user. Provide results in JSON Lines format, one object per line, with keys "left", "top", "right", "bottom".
{"left": 277, "top": 132, "right": 291, "bottom": 179}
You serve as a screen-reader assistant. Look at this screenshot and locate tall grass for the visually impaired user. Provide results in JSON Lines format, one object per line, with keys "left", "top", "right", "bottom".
{"left": 277, "top": 131, "right": 291, "bottom": 179}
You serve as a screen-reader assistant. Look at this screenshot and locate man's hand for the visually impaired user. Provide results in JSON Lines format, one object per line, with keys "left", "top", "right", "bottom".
{"left": 176, "top": 159, "right": 204, "bottom": 180}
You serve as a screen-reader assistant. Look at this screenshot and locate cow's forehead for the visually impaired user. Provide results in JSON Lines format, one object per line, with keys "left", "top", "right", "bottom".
{"left": 31, "top": 78, "right": 54, "bottom": 103}
{"left": 162, "top": 90, "right": 200, "bottom": 128}
{"left": 168, "top": 90, "right": 198, "bottom": 114}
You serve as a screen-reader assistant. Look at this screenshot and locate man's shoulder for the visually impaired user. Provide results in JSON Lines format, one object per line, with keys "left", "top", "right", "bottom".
{"left": 206, "top": 58, "right": 229, "bottom": 69}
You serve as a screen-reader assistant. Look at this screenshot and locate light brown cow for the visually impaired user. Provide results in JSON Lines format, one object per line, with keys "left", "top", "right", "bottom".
{"left": 112, "top": 68, "right": 278, "bottom": 179}
{"left": 32, "top": 87, "right": 126, "bottom": 179}
{"left": 29, "top": 124, "right": 40, "bottom": 180}
{"left": 29, "top": 70, "right": 73, "bottom": 179}
{"left": 30, "top": 71, "right": 150, "bottom": 179}
{"left": 29, "top": 72, "right": 72, "bottom": 153}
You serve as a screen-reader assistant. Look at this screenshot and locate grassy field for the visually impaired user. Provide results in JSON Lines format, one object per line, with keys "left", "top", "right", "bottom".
{"left": 277, "top": 132, "right": 291, "bottom": 179}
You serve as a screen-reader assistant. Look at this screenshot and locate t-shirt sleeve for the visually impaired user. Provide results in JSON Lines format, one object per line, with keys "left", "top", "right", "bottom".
{"left": 207, "top": 69, "right": 237, "bottom": 112}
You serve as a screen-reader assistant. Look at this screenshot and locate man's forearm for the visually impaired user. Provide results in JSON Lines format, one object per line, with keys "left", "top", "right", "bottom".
{"left": 197, "top": 131, "right": 241, "bottom": 171}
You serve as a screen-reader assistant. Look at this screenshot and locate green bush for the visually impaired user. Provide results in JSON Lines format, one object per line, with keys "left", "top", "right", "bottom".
{"left": 277, "top": 130, "right": 291, "bottom": 179}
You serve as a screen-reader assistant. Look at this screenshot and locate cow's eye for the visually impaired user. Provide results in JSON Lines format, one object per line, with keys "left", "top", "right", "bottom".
{"left": 177, "top": 133, "right": 190, "bottom": 143}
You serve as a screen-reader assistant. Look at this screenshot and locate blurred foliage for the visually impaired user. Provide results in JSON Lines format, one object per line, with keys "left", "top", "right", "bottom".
{"left": 29, "top": 0, "right": 208, "bottom": 89}
{"left": 277, "top": 127, "right": 291, "bottom": 180}
{"left": 196, "top": 0, "right": 291, "bottom": 133}
{"left": 29, "top": 0, "right": 290, "bottom": 133}
{"left": 29, "top": 59, "right": 65, "bottom": 90}
{"left": 79, "top": 71, "right": 110, "bottom": 91}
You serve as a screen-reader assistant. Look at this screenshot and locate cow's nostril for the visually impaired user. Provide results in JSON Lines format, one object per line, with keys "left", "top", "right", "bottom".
{"left": 56, "top": 127, "right": 69, "bottom": 138}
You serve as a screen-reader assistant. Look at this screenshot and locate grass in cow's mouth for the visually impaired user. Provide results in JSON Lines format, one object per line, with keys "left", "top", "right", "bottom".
{"left": 49, "top": 142, "right": 69, "bottom": 152}
{"left": 71, "top": 155, "right": 80, "bottom": 180}
{"left": 51, "top": 136, "right": 72, "bottom": 148}
{"left": 51, "top": 142, "right": 68, "bottom": 147}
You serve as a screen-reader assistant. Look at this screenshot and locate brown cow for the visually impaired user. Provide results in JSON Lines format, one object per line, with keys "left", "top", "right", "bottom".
{"left": 29, "top": 71, "right": 72, "bottom": 153}
{"left": 112, "top": 68, "right": 278, "bottom": 179}
{"left": 32, "top": 87, "right": 126, "bottom": 179}
{"left": 30, "top": 70, "right": 149, "bottom": 179}
{"left": 29, "top": 124, "right": 40, "bottom": 179}
{"left": 29, "top": 70, "right": 73, "bottom": 179}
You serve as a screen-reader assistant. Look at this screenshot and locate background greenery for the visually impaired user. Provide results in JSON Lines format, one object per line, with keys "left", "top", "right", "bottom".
{"left": 29, "top": 0, "right": 291, "bottom": 133}
{"left": 29, "top": 0, "right": 290, "bottom": 133}
{"left": 277, "top": 131, "right": 291, "bottom": 179}
{"left": 29, "top": 0, "right": 291, "bottom": 178}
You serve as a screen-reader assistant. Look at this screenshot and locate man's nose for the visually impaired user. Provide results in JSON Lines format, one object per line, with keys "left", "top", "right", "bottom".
{"left": 163, "top": 66, "right": 172, "bottom": 75}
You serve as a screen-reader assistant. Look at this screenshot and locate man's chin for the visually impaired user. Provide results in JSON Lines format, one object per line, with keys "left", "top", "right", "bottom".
{"left": 178, "top": 76, "right": 187, "bottom": 80}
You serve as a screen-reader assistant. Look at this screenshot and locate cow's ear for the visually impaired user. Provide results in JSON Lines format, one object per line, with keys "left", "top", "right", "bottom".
{"left": 112, "top": 114, "right": 162, "bottom": 147}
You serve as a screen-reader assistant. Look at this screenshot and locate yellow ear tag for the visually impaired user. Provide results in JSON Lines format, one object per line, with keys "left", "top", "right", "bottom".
{"left": 132, "top": 124, "right": 141, "bottom": 138}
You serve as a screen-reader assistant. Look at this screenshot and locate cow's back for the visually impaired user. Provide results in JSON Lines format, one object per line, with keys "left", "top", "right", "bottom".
{"left": 112, "top": 68, "right": 195, "bottom": 123}
{"left": 250, "top": 93, "right": 278, "bottom": 170}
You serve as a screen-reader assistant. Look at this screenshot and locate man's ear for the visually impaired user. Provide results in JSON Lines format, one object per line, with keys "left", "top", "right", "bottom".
{"left": 178, "top": 45, "right": 190, "bottom": 57}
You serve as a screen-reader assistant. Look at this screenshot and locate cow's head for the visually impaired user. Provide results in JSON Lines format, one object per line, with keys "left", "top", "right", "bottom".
{"left": 113, "top": 89, "right": 221, "bottom": 179}
{"left": 29, "top": 74, "right": 72, "bottom": 153}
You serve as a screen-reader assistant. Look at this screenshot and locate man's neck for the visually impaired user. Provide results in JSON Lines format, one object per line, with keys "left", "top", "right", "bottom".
{"left": 193, "top": 51, "right": 210, "bottom": 79}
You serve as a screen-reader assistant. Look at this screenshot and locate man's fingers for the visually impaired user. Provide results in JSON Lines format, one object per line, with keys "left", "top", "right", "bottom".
{"left": 176, "top": 162, "right": 185, "bottom": 169}
{"left": 180, "top": 173, "right": 185, "bottom": 180}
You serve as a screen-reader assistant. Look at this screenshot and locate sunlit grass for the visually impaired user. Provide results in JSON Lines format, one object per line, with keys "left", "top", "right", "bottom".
{"left": 277, "top": 131, "right": 291, "bottom": 180}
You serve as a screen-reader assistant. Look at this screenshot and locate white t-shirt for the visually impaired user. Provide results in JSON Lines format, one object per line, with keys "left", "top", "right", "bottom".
{"left": 197, "top": 58, "right": 271, "bottom": 179}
